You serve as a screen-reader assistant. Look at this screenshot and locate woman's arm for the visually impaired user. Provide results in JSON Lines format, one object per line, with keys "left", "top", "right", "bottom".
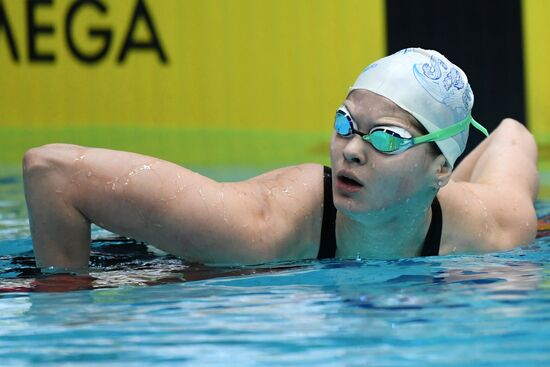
{"left": 452, "top": 118, "right": 539, "bottom": 197}
{"left": 441, "top": 118, "right": 539, "bottom": 253}
{"left": 23, "top": 144, "right": 324, "bottom": 273}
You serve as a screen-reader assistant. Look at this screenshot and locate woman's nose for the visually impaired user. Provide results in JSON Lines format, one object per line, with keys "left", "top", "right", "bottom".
{"left": 342, "top": 136, "right": 367, "bottom": 165}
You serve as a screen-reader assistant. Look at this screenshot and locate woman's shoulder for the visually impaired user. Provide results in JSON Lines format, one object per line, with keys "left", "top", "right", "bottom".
{"left": 236, "top": 163, "right": 325, "bottom": 259}
{"left": 438, "top": 179, "right": 537, "bottom": 255}
{"left": 248, "top": 163, "right": 325, "bottom": 183}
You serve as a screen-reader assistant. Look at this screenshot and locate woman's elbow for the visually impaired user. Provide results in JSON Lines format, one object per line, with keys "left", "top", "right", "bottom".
{"left": 23, "top": 144, "right": 82, "bottom": 183}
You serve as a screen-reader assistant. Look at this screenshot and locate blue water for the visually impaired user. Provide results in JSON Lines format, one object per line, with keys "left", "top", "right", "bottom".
{"left": 0, "top": 169, "right": 549, "bottom": 366}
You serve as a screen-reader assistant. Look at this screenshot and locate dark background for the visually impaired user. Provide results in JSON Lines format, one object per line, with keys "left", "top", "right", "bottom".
{"left": 386, "top": 0, "right": 525, "bottom": 164}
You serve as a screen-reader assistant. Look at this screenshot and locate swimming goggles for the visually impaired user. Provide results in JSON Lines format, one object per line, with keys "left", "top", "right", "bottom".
{"left": 334, "top": 105, "right": 489, "bottom": 154}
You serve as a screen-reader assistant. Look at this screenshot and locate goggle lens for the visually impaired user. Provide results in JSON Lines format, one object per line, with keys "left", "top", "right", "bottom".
{"left": 368, "top": 130, "right": 405, "bottom": 152}
{"left": 334, "top": 112, "right": 353, "bottom": 136}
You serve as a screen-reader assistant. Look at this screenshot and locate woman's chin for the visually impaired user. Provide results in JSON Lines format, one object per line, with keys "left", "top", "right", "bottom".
{"left": 333, "top": 196, "right": 369, "bottom": 216}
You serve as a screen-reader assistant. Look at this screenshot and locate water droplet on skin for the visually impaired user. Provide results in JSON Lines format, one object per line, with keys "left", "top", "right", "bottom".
{"left": 218, "top": 185, "right": 229, "bottom": 223}
{"left": 87, "top": 171, "right": 92, "bottom": 177}
{"left": 74, "top": 154, "right": 86, "bottom": 162}
{"left": 176, "top": 174, "right": 186, "bottom": 192}
{"left": 55, "top": 189, "right": 63, "bottom": 194}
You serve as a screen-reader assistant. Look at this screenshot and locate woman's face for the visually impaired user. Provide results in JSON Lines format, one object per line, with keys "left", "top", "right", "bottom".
{"left": 330, "top": 89, "right": 440, "bottom": 216}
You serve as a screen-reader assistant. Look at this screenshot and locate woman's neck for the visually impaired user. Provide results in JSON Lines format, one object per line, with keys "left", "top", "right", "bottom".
{"left": 335, "top": 193, "right": 436, "bottom": 259}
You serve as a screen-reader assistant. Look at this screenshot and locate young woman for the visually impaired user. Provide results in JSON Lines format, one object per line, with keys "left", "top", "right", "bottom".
{"left": 23, "top": 48, "right": 539, "bottom": 273}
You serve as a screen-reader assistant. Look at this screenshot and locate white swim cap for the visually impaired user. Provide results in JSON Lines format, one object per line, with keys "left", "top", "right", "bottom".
{"left": 350, "top": 48, "right": 480, "bottom": 167}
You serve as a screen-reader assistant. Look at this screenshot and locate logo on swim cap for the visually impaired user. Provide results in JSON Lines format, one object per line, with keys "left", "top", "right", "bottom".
{"left": 412, "top": 54, "right": 472, "bottom": 117}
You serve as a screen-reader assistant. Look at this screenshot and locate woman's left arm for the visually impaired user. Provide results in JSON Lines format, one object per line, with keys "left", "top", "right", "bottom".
{"left": 441, "top": 118, "right": 539, "bottom": 253}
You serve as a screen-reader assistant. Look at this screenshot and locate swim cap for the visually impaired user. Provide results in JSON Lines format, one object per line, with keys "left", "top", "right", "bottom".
{"left": 350, "top": 48, "right": 477, "bottom": 167}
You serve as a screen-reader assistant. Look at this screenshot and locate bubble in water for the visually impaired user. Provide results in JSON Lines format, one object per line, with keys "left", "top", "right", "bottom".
{"left": 355, "top": 253, "right": 362, "bottom": 261}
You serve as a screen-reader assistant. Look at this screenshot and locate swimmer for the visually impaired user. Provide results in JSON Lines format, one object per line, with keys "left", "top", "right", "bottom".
{"left": 22, "top": 48, "right": 539, "bottom": 273}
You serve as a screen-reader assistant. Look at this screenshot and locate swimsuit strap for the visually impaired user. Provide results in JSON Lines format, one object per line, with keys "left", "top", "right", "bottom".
{"left": 318, "top": 166, "right": 337, "bottom": 259}
{"left": 420, "top": 195, "right": 442, "bottom": 256}
{"left": 317, "top": 167, "right": 442, "bottom": 259}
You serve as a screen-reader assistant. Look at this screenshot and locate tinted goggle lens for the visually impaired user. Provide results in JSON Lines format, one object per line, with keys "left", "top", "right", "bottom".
{"left": 334, "top": 112, "right": 353, "bottom": 136}
{"left": 368, "top": 129, "right": 406, "bottom": 152}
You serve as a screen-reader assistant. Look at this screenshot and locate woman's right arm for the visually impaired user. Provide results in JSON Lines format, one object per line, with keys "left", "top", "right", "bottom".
{"left": 23, "top": 144, "right": 323, "bottom": 273}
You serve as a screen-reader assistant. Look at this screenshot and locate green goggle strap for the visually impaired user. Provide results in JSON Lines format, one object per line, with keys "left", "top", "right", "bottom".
{"left": 412, "top": 115, "right": 489, "bottom": 145}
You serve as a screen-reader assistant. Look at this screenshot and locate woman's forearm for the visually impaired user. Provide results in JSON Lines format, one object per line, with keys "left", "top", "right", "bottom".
{"left": 23, "top": 144, "right": 92, "bottom": 273}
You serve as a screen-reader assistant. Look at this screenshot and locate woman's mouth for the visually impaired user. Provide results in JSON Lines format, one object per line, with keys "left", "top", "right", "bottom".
{"left": 335, "top": 173, "right": 364, "bottom": 194}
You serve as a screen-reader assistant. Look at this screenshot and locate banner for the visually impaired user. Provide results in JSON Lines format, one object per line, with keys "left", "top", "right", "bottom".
{"left": 0, "top": 0, "right": 386, "bottom": 166}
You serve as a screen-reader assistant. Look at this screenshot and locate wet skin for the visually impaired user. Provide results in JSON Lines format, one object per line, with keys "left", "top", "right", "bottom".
{"left": 23, "top": 90, "right": 539, "bottom": 273}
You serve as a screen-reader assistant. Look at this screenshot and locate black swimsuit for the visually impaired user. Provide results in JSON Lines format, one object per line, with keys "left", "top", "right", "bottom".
{"left": 317, "top": 166, "right": 442, "bottom": 259}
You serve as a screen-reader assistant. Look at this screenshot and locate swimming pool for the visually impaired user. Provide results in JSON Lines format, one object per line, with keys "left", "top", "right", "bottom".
{"left": 0, "top": 167, "right": 549, "bottom": 366}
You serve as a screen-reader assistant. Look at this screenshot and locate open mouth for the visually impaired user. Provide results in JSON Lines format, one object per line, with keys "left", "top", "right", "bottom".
{"left": 336, "top": 172, "right": 364, "bottom": 194}
{"left": 338, "top": 175, "right": 363, "bottom": 187}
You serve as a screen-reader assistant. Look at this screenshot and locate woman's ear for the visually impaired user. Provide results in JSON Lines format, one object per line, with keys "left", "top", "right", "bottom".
{"left": 433, "top": 154, "right": 452, "bottom": 188}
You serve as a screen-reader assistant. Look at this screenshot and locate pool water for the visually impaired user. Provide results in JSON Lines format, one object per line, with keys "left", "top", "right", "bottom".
{"left": 0, "top": 168, "right": 549, "bottom": 366}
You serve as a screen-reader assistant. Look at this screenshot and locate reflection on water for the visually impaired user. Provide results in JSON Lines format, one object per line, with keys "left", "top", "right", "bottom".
{"left": 1, "top": 240, "right": 547, "bottom": 366}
